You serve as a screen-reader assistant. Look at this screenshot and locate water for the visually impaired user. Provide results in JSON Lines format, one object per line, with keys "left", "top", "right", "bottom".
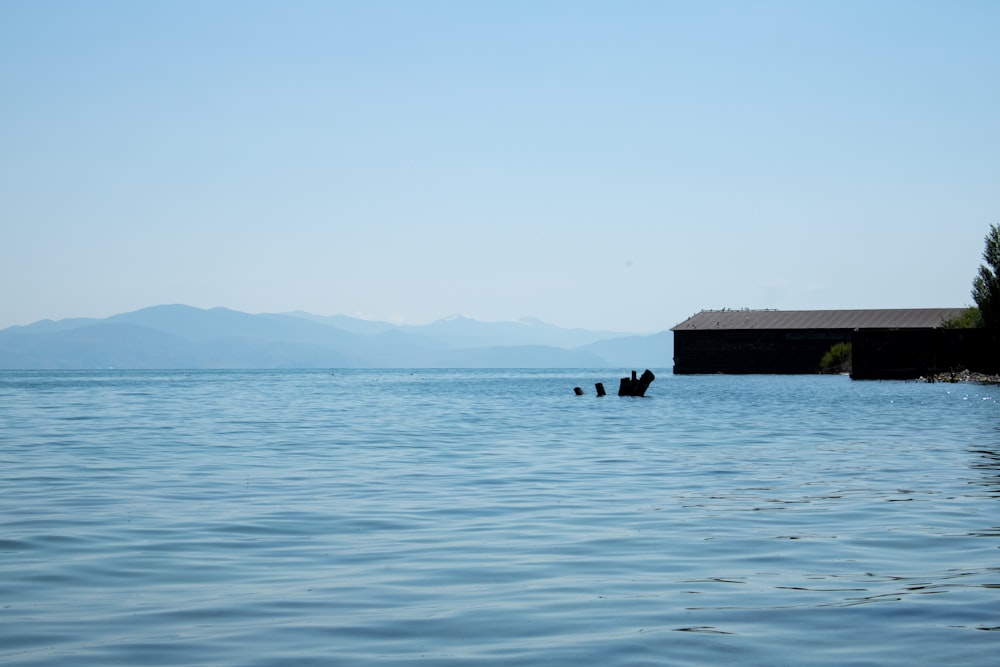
{"left": 1, "top": 369, "right": 998, "bottom": 666}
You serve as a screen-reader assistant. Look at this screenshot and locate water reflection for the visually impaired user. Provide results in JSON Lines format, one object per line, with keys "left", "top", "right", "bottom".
{"left": 969, "top": 445, "right": 1000, "bottom": 496}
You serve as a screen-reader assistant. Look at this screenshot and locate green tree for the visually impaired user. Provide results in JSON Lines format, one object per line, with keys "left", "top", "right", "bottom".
{"left": 972, "top": 224, "right": 1000, "bottom": 328}
{"left": 820, "top": 342, "right": 852, "bottom": 374}
{"left": 941, "top": 306, "right": 983, "bottom": 329}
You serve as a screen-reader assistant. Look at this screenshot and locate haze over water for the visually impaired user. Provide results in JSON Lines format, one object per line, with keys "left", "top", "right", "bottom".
{"left": 2, "top": 369, "right": 999, "bottom": 665}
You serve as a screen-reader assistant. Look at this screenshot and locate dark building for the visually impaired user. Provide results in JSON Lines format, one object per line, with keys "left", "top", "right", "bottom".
{"left": 671, "top": 308, "right": 966, "bottom": 375}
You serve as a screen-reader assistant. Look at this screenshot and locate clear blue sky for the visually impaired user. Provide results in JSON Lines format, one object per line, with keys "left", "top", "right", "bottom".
{"left": 2, "top": 0, "right": 998, "bottom": 333}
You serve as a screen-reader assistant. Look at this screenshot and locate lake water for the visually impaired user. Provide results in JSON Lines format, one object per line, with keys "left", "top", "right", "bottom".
{"left": 1, "top": 369, "right": 998, "bottom": 666}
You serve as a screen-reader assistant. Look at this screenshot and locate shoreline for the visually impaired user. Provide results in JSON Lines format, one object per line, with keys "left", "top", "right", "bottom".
{"left": 923, "top": 369, "right": 1000, "bottom": 384}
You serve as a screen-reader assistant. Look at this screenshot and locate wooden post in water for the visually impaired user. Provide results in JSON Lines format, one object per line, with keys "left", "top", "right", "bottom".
{"left": 574, "top": 386, "right": 584, "bottom": 396}
{"left": 618, "top": 371, "right": 636, "bottom": 396}
{"left": 618, "top": 369, "right": 655, "bottom": 396}
{"left": 634, "top": 369, "right": 655, "bottom": 397}
{"left": 595, "top": 382, "right": 606, "bottom": 397}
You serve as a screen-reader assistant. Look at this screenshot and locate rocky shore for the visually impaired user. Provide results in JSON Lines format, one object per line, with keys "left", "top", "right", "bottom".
{"left": 923, "top": 369, "right": 1000, "bottom": 384}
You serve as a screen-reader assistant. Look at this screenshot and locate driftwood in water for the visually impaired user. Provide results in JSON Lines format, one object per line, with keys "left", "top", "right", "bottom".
{"left": 618, "top": 369, "right": 655, "bottom": 397}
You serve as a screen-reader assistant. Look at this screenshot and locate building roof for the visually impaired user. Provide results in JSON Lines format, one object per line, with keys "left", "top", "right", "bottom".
{"left": 671, "top": 308, "right": 968, "bottom": 331}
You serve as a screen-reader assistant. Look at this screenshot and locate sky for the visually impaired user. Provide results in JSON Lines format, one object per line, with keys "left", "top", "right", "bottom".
{"left": 2, "top": 0, "right": 998, "bottom": 333}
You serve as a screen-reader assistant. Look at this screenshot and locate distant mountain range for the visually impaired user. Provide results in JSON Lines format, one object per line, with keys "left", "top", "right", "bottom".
{"left": 0, "top": 305, "right": 673, "bottom": 370}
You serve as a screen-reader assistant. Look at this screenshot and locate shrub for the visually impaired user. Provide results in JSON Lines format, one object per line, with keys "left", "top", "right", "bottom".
{"left": 820, "top": 342, "right": 852, "bottom": 374}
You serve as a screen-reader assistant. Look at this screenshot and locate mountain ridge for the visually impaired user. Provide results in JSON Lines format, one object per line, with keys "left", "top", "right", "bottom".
{"left": 0, "top": 305, "right": 673, "bottom": 370}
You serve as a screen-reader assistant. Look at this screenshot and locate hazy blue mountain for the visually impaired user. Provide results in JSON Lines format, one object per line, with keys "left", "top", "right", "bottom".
{"left": 284, "top": 311, "right": 397, "bottom": 336}
{"left": 0, "top": 305, "right": 672, "bottom": 370}
{"left": 108, "top": 305, "right": 360, "bottom": 346}
{"left": 0, "top": 323, "right": 203, "bottom": 369}
{"left": 398, "top": 315, "right": 632, "bottom": 349}
{"left": 578, "top": 331, "right": 674, "bottom": 370}
{"left": 2, "top": 316, "right": 102, "bottom": 335}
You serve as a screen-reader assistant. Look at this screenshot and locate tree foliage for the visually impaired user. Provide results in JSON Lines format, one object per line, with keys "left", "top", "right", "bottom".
{"left": 820, "top": 342, "right": 852, "bottom": 374}
{"left": 941, "top": 306, "right": 983, "bottom": 329}
{"left": 972, "top": 224, "right": 1000, "bottom": 329}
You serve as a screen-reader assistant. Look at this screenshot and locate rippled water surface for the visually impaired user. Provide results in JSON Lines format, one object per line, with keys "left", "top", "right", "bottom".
{"left": 2, "top": 369, "right": 999, "bottom": 666}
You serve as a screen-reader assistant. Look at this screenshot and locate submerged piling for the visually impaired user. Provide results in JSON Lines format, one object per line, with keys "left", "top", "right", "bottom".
{"left": 618, "top": 369, "right": 655, "bottom": 397}
{"left": 575, "top": 370, "right": 654, "bottom": 398}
